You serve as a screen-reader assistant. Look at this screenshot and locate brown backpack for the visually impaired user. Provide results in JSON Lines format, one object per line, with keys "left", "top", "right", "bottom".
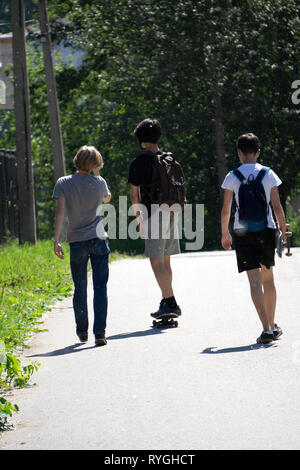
{"left": 144, "top": 152, "right": 186, "bottom": 210}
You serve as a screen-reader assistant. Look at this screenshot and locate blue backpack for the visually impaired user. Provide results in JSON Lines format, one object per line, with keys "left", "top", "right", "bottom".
{"left": 232, "top": 167, "right": 270, "bottom": 232}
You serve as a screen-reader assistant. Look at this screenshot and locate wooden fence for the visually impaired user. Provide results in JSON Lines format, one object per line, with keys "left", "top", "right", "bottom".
{"left": 0, "top": 149, "right": 19, "bottom": 243}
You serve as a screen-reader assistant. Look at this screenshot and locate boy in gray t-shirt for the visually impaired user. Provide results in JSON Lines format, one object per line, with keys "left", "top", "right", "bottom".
{"left": 52, "top": 145, "right": 111, "bottom": 347}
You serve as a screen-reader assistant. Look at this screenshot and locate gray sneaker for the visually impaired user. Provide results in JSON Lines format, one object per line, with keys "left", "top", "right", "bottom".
{"left": 273, "top": 324, "right": 283, "bottom": 340}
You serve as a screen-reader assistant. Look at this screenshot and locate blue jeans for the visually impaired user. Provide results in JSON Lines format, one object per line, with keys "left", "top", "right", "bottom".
{"left": 69, "top": 238, "right": 110, "bottom": 336}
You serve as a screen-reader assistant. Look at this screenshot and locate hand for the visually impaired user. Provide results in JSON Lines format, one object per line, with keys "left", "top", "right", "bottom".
{"left": 103, "top": 190, "right": 111, "bottom": 203}
{"left": 138, "top": 220, "right": 146, "bottom": 239}
{"left": 221, "top": 231, "right": 232, "bottom": 250}
{"left": 54, "top": 241, "right": 64, "bottom": 259}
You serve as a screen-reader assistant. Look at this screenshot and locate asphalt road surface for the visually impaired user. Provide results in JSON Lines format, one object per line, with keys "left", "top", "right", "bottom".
{"left": 1, "top": 249, "right": 300, "bottom": 450}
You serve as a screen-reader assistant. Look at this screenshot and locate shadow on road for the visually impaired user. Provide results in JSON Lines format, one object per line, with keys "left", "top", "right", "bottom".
{"left": 27, "top": 328, "right": 164, "bottom": 357}
{"left": 107, "top": 327, "right": 165, "bottom": 340}
{"left": 28, "top": 343, "right": 96, "bottom": 358}
{"left": 201, "top": 343, "right": 277, "bottom": 354}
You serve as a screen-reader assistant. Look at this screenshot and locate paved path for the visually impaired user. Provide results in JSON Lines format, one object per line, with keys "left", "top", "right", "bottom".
{"left": 1, "top": 249, "right": 300, "bottom": 450}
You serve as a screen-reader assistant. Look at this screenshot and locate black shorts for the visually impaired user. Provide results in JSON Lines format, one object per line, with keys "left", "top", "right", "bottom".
{"left": 233, "top": 228, "right": 276, "bottom": 273}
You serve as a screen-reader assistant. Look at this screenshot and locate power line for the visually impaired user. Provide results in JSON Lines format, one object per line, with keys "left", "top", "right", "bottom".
{"left": 0, "top": 19, "right": 38, "bottom": 27}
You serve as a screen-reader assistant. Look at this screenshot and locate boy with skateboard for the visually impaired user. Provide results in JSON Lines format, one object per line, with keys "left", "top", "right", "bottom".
{"left": 128, "top": 118, "right": 185, "bottom": 324}
{"left": 221, "top": 133, "right": 286, "bottom": 344}
{"left": 53, "top": 145, "right": 111, "bottom": 346}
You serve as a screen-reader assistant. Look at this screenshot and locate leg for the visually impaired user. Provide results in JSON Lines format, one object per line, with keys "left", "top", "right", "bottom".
{"left": 246, "top": 268, "right": 271, "bottom": 331}
{"left": 150, "top": 256, "right": 174, "bottom": 299}
{"left": 146, "top": 212, "right": 179, "bottom": 302}
{"left": 163, "top": 255, "right": 172, "bottom": 285}
{"left": 261, "top": 264, "right": 277, "bottom": 329}
{"left": 90, "top": 239, "right": 110, "bottom": 336}
{"left": 70, "top": 243, "right": 89, "bottom": 336}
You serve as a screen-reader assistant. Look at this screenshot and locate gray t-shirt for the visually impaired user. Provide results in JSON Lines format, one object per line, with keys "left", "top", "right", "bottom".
{"left": 52, "top": 173, "right": 109, "bottom": 243}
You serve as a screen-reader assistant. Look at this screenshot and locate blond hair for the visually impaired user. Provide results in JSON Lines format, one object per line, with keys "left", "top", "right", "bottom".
{"left": 73, "top": 145, "right": 103, "bottom": 172}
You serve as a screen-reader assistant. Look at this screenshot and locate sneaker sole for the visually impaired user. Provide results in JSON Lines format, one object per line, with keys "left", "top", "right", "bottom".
{"left": 151, "top": 313, "right": 179, "bottom": 319}
{"left": 273, "top": 331, "right": 283, "bottom": 340}
{"left": 78, "top": 336, "right": 88, "bottom": 343}
{"left": 256, "top": 337, "right": 273, "bottom": 344}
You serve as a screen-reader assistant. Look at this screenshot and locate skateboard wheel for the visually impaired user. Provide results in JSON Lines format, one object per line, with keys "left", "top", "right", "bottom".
{"left": 153, "top": 320, "right": 157, "bottom": 327}
{"left": 174, "top": 321, "right": 178, "bottom": 327}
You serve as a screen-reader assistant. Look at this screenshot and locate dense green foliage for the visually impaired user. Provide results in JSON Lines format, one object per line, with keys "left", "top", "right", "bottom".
{"left": 0, "top": 0, "right": 36, "bottom": 34}
{"left": 0, "top": 354, "right": 39, "bottom": 430}
{"left": 0, "top": 0, "right": 299, "bottom": 249}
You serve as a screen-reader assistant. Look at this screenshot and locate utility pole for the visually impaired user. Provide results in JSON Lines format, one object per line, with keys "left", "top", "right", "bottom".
{"left": 38, "top": 0, "right": 66, "bottom": 182}
{"left": 11, "top": 0, "right": 37, "bottom": 244}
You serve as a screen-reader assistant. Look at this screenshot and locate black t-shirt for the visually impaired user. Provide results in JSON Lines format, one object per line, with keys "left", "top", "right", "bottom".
{"left": 128, "top": 150, "right": 162, "bottom": 216}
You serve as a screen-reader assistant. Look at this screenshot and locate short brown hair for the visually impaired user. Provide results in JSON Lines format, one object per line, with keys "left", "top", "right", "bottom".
{"left": 236, "top": 133, "right": 260, "bottom": 155}
{"left": 73, "top": 145, "right": 103, "bottom": 171}
{"left": 134, "top": 118, "right": 162, "bottom": 143}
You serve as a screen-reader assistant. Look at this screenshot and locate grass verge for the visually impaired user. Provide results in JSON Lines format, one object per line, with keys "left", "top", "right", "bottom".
{"left": 0, "top": 240, "right": 74, "bottom": 351}
{"left": 0, "top": 240, "right": 130, "bottom": 350}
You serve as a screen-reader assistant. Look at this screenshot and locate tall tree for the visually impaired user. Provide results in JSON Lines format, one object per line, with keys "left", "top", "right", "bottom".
{"left": 38, "top": 0, "right": 66, "bottom": 182}
{"left": 11, "top": 0, "right": 37, "bottom": 244}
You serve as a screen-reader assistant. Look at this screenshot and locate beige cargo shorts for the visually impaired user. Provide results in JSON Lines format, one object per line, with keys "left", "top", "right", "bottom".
{"left": 142, "top": 209, "right": 181, "bottom": 259}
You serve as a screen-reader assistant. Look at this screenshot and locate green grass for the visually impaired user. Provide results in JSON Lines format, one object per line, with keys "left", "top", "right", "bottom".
{"left": 0, "top": 240, "right": 73, "bottom": 351}
{"left": 0, "top": 240, "right": 129, "bottom": 351}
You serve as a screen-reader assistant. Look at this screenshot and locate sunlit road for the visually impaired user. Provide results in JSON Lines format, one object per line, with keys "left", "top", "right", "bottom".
{"left": 1, "top": 249, "right": 300, "bottom": 450}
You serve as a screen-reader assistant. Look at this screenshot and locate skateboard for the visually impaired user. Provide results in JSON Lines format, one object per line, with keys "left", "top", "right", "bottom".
{"left": 152, "top": 313, "right": 179, "bottom": 328}
{"left": 276, "top": 223, "right": 292, "bottom": 258}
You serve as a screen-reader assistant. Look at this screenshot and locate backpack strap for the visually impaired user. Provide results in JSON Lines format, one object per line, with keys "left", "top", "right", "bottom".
{"left": 232, "top": 167, "right": 270, "bottom": 184}
{"left": 232, "top": 169, "right": 246, "bottom": 183}
{"left": 256, "top": 166, "right": 270, "bottom": 183}
{"left": 159, "top": 152, "right": 175, "bottom": 163}
{"left": 256, "top": 167, "right": 270, "bottom": 216}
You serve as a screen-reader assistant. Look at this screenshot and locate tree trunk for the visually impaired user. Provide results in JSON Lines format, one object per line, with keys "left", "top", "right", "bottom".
{"left": 11, "top": 0, "right": 37, "bottom": 244}
{"left": 204, "top": 1, "right": 229, "bottom": 206}
{"left": 38, "top": 0, "right": 66, "bottom": 182}
{"left": 210, "top": 47, "right": 228, "bottom": 201}
{"left": 212, "top": 82, "right": 228, "bottom": 194}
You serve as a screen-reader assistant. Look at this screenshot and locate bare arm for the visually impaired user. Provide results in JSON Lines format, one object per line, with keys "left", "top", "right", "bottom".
{"left": 92, "top": 167, "right": 112, "bottom": 203}
{"left": 130, "top": 184, "right": 145, "bottom": 235}
{"left": 103, "top": 190, "right": 111, "bottom": 203}
{"left": 270, "top": 186, "right": 286, "bottom": 241}
{"left": 221, "top": 189, "right": 234, "bottom": 250}
{"left": 54, "top": 196, "right": 65, "bottom": 259}
{"left": 130, "top": 184, "right": 141, "bottom": 213}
